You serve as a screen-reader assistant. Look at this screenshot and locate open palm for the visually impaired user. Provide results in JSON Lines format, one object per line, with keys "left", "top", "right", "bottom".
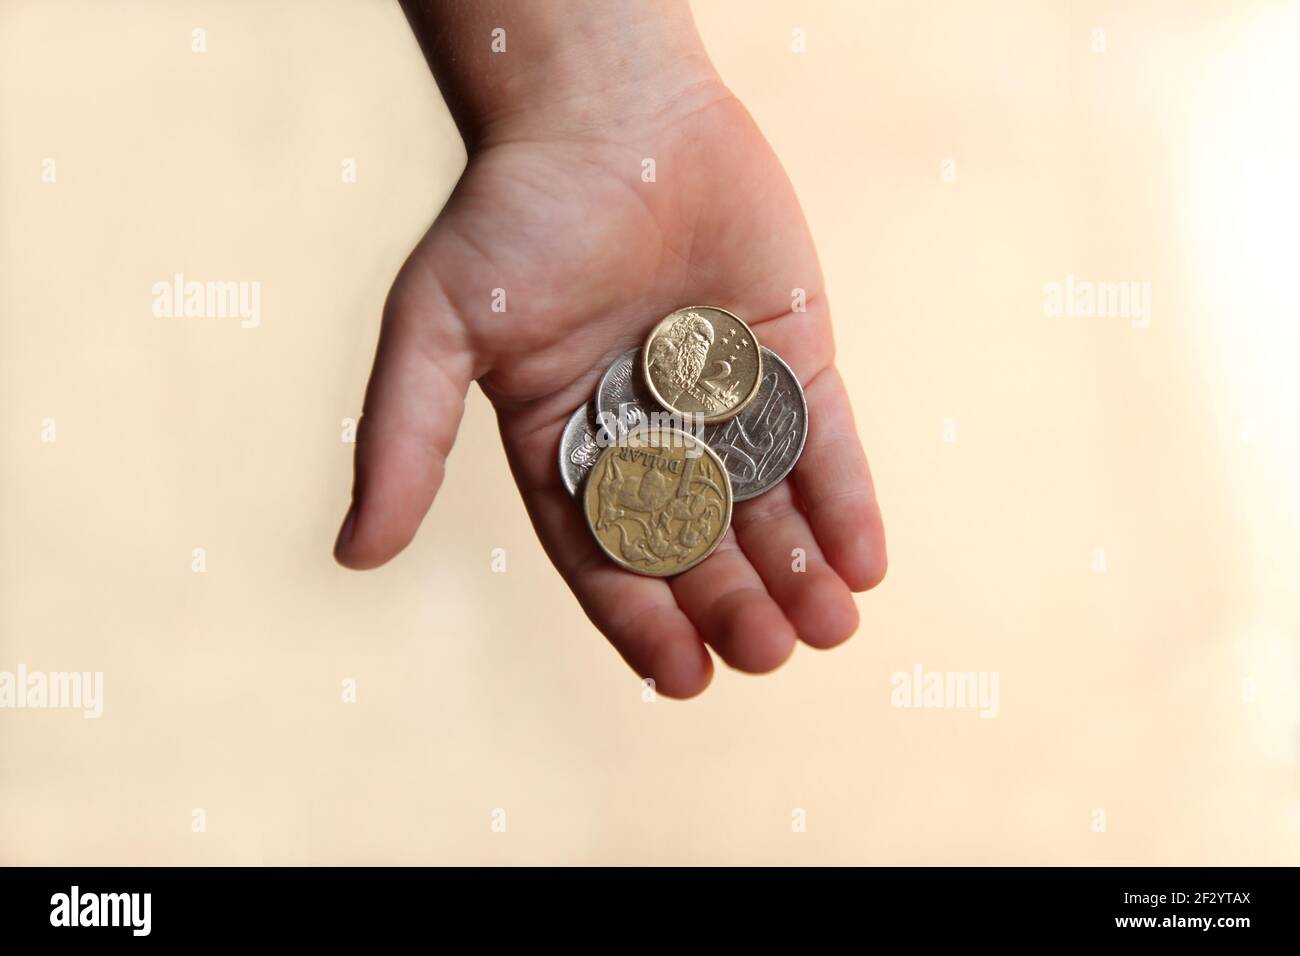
{"left": 335, "top": 87, "right": 886, "bottom": 697}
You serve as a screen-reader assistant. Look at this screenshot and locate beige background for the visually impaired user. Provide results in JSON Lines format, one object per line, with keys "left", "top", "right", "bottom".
{"left": 2, "top": 0, "right": 1298, "bottom": 864}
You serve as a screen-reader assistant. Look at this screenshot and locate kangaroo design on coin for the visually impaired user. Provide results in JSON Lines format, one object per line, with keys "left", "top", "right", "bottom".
{"left": 642, "top": 306, "right": 762, "bottom": 424}
{"left": 583, "top": 428, "right": 732, "bottom": 576}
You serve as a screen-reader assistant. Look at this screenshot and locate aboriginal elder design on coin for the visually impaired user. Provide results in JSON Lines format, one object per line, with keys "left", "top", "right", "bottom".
{"left": 557, "top": 402, "right": 604, "bottom": 496}
{"left": 594, "top": 348, "right": 659, "bottom": 435}
{"left": 642, "top": 306, "right": 762, "bottom": 424}
{"left": 583, "top": 428, "right": 733, "bottom": 577}
{"left": 701, "top": 347, "right": 808, "bottom": 501}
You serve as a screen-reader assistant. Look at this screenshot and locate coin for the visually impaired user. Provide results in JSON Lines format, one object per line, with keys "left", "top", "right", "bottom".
{"left": 642, "top": 306, "right": 762, "bottom": 424}
{"left": 701, "top": 347, "right": 808, "bottom": 501}
{"left": 594, "top": 348, "right": 659, "bottom": 437}
{"left": 583, "top": 427, "right": 733, "bottom": 577}
{"left": 557, "top": 402, "right": 605, "bottom": 496}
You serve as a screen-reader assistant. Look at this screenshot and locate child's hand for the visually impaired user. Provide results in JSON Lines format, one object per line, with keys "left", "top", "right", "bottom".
{"left": 334, "top": 1, "right": 886, "bottom": 696}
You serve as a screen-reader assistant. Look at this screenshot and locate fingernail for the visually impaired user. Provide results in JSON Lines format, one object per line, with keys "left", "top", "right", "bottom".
{"left": 334, "top": 504, "right": 358, "bottom": 556}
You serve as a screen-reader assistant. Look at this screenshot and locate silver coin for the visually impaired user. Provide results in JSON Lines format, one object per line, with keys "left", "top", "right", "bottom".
{"left": 594, "top": 348, "right": 660, "bottom": 437}
{"left": 700, "top": 347, "right": 808, "bottom": 501}
{"left": 557, "top": 402, "right": 605, "bottom": 496}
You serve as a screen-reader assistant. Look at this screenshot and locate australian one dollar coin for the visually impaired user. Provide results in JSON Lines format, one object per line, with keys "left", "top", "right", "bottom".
{"left": 583, "top": 427, "right": 733, "bottom": 576}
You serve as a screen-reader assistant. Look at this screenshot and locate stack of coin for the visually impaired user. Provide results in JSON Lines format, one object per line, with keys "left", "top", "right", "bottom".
{"left": 557, "top": 306, "right": 808, "bottom": 577}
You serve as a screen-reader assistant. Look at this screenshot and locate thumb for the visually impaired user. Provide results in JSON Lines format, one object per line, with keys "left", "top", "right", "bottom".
{"left": 334, "top": 253, "right": 475, "bottom": 570}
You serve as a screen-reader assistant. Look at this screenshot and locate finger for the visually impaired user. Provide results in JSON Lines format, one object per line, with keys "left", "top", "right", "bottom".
{"left": 334, "top": 256, "right": 475, "bottom": 570}
{"left": 721, "top": 293, "right": 885, "bottom": 593}
{"left": 525, "top": 484, "right": 714, "bottom": 699}
{"left": 732, "top": 481, "right": 859, "bottom": 649}
{"left": 792, "top": 366, "right": 887, "bottom": 591}
{"left": 500, "top": 406, "right": 713, "bottom": 698}
{"left": 670, "top": 531, "right": 797, "bottom": 673}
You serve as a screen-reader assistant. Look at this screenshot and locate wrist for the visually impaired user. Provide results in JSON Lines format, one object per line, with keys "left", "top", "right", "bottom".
{"left": 402, "top": 0, "right": 726, "bottom": 150}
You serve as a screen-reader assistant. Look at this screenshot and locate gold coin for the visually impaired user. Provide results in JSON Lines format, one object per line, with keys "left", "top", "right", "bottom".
{"left": 583, "top": 427, "right": 733, "bottom": 577}
{"left": 641, "top": 306, "right": 763, "bottom": 424}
